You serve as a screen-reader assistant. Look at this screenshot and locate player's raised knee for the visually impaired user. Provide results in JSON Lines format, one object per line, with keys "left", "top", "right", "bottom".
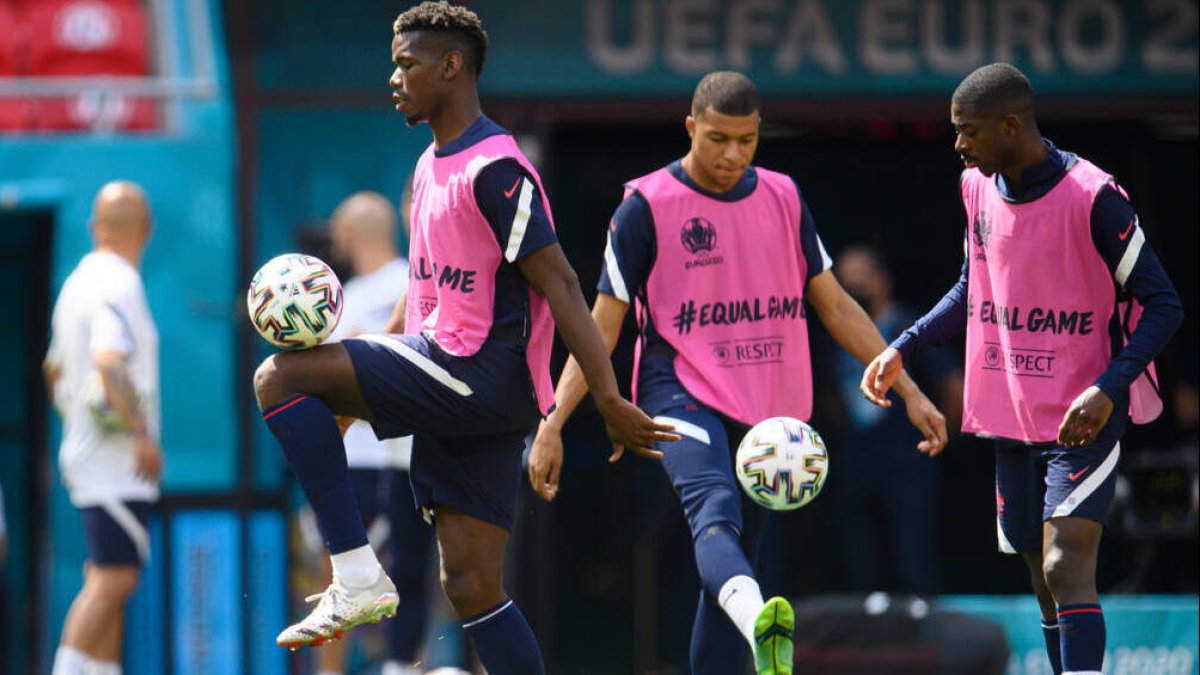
{"left": 252, "top": 354, "right": 286, "bottom": 409}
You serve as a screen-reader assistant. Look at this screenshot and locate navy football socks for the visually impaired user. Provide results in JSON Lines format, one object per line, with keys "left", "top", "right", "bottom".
{"left": 262, "top": 395, "right": 368, "bottom": 553}
{"left": 461, "top": 599, "right": 545, "bottom": 675}
{"left": 694, "top": 522, "right": 755, "bottom": 598}
{"left": 1041, "top": 620, "right": 1064, "bottom": 674}
{"left": 1058, "top": 604, "right": 1106, "bottom": 673}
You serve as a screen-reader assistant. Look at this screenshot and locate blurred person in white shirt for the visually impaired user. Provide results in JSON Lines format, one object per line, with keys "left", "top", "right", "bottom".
{"left": 44, "top": 181, "right": 161, "bottom": 675}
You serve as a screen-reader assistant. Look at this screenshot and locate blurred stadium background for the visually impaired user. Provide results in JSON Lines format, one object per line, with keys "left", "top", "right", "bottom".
{"left": 0, "top": 0, "right": 1196, "bottom": 673}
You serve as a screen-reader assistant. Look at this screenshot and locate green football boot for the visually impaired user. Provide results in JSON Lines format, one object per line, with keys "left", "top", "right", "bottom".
{"left": 753, "top": 596, "right": 795, "bottom": 675}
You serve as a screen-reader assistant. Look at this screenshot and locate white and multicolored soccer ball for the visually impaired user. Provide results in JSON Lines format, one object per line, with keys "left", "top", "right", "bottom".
{"left": 246, "top": 253, "right": 343, "bottom": 349}
{"left": 735, "top": 416, "right": 829, "bottom": 511}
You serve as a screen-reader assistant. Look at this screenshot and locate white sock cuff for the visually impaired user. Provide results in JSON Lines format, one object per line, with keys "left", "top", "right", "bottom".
{"left": 329, "top": 544, "right": 382, "bottom": 587}
{"left": 52, "top": 647, "right": 89, "bottom": 675}
{"left": 717, "top": 575, "right": 765, "bottom": 647}
{"left": 90, "top": 661, "right": 123, "bottom": 675}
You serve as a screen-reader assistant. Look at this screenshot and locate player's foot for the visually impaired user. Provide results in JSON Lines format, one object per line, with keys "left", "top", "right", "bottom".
{"left": 753, "top": 596, "right": 795, "bottom": 675}
{"left": 275, "top": 573, "right": 398, "bottom": 650}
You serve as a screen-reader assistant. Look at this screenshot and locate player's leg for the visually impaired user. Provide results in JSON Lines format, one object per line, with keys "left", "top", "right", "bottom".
{"left": 255, "top": 342, "right": 387, "bottom": 617}
{"left": 410, "top": 428, "right": 543, "bottom": 675}
{"left": 996, "top": 440, "right": 1063, "bottom": 675}
{"left": 385, "top": 467, "right": 436, "bottom": 673}
{"left": 1040, "top": 419, "right": 1124, "bottom": 675}
{"left": 654, "top": 407, "right": 791, "bottom": 675}
{"left": 435, "top": 507, "right": 543, "bottom": 675}
{"left": 55, "top": 565, "right": 139, "bottom": 674}
{"left": 54, "top": 501, "right": 149, "bottom": 674}
{"left": 311, "top": 468, "right": 388, "bottom": 674}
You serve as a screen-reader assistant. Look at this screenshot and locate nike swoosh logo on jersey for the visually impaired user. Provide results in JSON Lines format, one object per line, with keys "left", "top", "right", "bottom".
{"left": 504, "top": 177, "right": 522, "bottom": 199}
{"left": 1068, "top": 466, "right": 1091, "bottom": 482}
{"left": 1118, "top": 220, "right": 1135, "bottom": 240}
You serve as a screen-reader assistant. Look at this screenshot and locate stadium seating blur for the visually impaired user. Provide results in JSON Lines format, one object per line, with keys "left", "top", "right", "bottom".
{"left": 0, "top": 1, "right": 28, "bottom": 130}
{"left": 1, "top": 0, "right": 156, "bottom": 132}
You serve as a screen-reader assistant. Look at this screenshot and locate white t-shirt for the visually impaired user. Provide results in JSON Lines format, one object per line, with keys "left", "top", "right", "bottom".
{"left": 46, "top": 251, "right": 160, "bottom": 506}
{"left": 329, "top": 257, "right": 413, "bottom": 469}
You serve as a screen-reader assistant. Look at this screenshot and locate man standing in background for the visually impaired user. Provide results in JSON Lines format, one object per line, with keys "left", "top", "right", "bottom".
{"left": 44, "top": 181, "right": 162, "bottom": 675}
{"left": 829, "top": 244, "right": 962, "bottom": 596}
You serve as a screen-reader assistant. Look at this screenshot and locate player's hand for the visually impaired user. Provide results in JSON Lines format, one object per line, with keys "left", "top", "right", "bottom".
{"left": 901, "top": 390, "right": 949, "bottom": 456}
{"left": 596, "top": 396, "right": 680, "bottom": 463}
{"left": 528, "top": 422, "right": 564, "bottom": 502}
{"left": 861, "top": 347, "right": 904, "bottom": 407}
{"left": 131, "top": 432, "right": 163, "bottom": 481}
{"left": 334, "top": 415, "right": 356, "bottom": 437}
{"left": 1057, "top": 386, "right": 1113, "bottom": 448}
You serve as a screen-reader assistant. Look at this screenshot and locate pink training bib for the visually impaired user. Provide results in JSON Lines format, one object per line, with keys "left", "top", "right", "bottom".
{"left": 407, "top": 133, "right": 556, "bottom": 415}
{"left": 630, "top": 166, "right": 813, "bottom": 425}
{"left": 962, "top": 158, "right": 1161, "bottom": 442}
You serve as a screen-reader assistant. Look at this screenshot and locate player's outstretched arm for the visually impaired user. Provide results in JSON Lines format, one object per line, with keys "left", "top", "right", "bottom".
{"left": 518, "top": 245, "right": 678, "bottom": 474}
{"left": 807, "top": 270, "right": 948, "bottom": 456}
{"left": 529, "top": 293, "right": 629, "bottom": 501}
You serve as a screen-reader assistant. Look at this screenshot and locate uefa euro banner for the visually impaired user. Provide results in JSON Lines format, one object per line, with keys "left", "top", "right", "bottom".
{"left": 474, "top": 0, "right": 1198, "bottom": 96}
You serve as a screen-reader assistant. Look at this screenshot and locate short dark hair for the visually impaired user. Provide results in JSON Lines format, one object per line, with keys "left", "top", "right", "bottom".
{"left": 393, "top": 2, "right": 489, "bottom": 76}
{"left": 952, "top": 62, "right": 1034, "bottom": 117}
{"left": 691, "top": 71, "right": 760, "bottom": 117}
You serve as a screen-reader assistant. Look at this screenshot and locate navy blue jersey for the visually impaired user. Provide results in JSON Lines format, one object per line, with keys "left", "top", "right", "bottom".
{"left": 437, "top": 115, "right": 559, "bottom": 340}
{"left": 598, "top": 160, "right": 831, "bottom": 410}
{"left": 892, "top": 140, "right": 1183, "bottom": 400}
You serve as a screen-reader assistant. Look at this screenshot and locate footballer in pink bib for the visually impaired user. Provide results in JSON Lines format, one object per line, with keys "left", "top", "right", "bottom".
{"left": 961, "top": 158, "right": 1162, "bottom": 443}
{"left": 628, "top": 165, "right": 813, "bottom": 425}
{"left": 868, "top": 63, "right": 1182, "bottom": 675}
{"left": 407, "top": 132, "right": 556, "bottom": 415}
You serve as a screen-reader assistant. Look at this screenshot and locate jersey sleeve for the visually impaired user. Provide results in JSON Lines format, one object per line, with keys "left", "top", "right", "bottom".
{"left": 474, "top": 158, "right": 559, "bottom": 263}
{"left": 597, "top": 189, "right": 656, "bottom": 304}
{"left": 1088, "top": 185, "right": 1184, "bottom": 398}
{"left": 90, "top": 288, "right": 137, "bottom": 356}
{"left": 796, "top": 187, "right": 832, "bottom": 279}
{"left": 891, "top": 253, "right": 969, "bottom": 362}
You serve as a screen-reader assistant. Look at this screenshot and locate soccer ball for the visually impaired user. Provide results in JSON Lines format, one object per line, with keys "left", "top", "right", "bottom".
{"left": 246, "top": 253, "right": 343, "bottom": 349}
{"left": 735, "top": 416, "right": 829, "bottom": 511}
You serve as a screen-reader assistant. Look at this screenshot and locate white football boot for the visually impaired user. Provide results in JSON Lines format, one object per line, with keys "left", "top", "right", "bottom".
{"left": 275, "top": 573, "right": 399, "bottom": 650}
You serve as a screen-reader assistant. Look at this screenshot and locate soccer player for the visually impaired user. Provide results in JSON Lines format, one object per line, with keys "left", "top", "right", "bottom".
{"left": 863, "top": 63, "right": 1184, "bottom": 675}
{"left": 300, "top": 191, "right": 432, "bottom": 675}
{"left": 252, "top": 3, "right": 676, "bottom": 673}
{"left": 44, "top": 181, "right": 162, "bottom": 675}
{"left": 527, "top": 71, "right": 948, "bottom": 675}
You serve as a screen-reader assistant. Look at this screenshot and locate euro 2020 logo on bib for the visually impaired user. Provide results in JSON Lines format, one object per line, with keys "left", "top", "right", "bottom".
{"left": 681, "top": 217, "right": 717, "bottom": 255}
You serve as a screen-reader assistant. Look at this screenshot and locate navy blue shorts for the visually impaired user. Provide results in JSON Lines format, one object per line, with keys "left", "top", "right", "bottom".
{"left": 994, "top": 413, "right": 1127, "bottom": 554}
{"left": 408, "top": 431, "right": 527, "bottom": 531}
{"left": 344, "top": 334, "right": 541, "bottom": 531}
{"left": 644, "top": 391, "right": 757, "bottom": 540}
{"left": 80, "top": 501, "right": 153, "bottom": 566}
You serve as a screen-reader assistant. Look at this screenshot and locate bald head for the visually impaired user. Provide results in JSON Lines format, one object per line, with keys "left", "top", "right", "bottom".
{"left": 330, "top": 191, "right": 400, "bottom": 275}
{"left": 91, "top": 181, "right": 151, "bottom": 260}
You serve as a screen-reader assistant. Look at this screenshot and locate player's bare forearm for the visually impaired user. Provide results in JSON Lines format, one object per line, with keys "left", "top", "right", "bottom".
{"left": 518, "top": 245, "right": 624, "bottom": 406}
{"left": 383, "top": 291, "right": 407, "bottom": 334}
{"left": 542, "top": 294, "right": 630, "bottom": 432}
{"left": 95, "top": 351, "right": 148, "bottom": 437}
